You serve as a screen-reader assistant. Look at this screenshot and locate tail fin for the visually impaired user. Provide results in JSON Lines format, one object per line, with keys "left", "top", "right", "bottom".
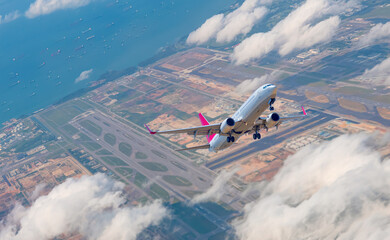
{"left": 301, "top": 106, "right": 307, "bottom": 116}
{"left": 198, "top": 113, "right": 216, "bottom": 143}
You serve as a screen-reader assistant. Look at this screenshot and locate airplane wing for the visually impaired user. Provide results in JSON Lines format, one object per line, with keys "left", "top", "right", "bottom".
{"left": 145, "top": 123, "right": 220, "bottom": 136}
{"left": 250, "top": 106, "right": 308, "bottom": 132}
{"left": 176, "top": 144, "right": 210, "bottom": 151}
{"left": 279, "top": 115, "right": 307, "bottom": 122}
{"left": 279, "top": 106, "right": 307, "bottom": 122}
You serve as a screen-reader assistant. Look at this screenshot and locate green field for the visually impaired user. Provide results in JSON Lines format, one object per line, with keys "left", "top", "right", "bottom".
{"left": 11, "top": 133, "right": 55, "bottom": 153}
{"left": 41, "top": 104, "right": 84, "bottom": 126}
{"left": 44, "top": 143, "right": 60, "bottom": 152}
{"left": 200, "top": 202, "right": 234, "bottom": 218}
{"left": 163, "top": 175, "right": 192, "bottom": 187}
{"left": 119, "top": 142, "right": 132, "bottom": 156}
{"left": 116, "top": 167, "right": 133, "bottom": 177}
{"left": 134, "top": 172, "right": 148, "bottom": 188}
{"left": 62, "top": 124, "right": 79, "bottom": 135}
{"left": 135, "top": 152, "right": 148, "bottom": 159}
{"left": 96, "top": 149, "right": 113, "bottom": 155}
{"left": 77, "top": 133, "right": 92, "bottom": 141}
{"left": 280, "top": 74, "right": 320, "bottom": 86}
{"left": 359, "top": 5, "right": 390, "bottom": 18}
{"left": 104, "top": 133, "right": 116, "bottom": 146}
{"left": 171, "top": 203, "right": 217, "bottom": 234}
{"left": 73, "top": 100, "right": 92, "bottom": 111}
{"left": 80, "top": 120, "right": 102, "bottom": 136}
{"left": 334, "top": 86, "right": 374, "bottom": 96}
{"left": 208, "top": 232, "right": 229, "bottom": 240}
{"left": 149, "top": 183, "right": 170, "bottom": 201}
{"left": 139, "top": 162, "right": 168, "bottom": 172}
{"left": 101, "top": 156, "right": 128, "bottom": 166}
{"left": 110, "top": 88, "right": 142, "bottom": 102}
{"left": 372, "top": 94, "right": 390, "bottom": 105}
{"left": 81, "top": 141, "right": 101, "bottom": 151}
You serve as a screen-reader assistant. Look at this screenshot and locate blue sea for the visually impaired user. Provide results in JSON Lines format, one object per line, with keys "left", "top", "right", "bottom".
{"left": 0, "top": 0, "right": 234, "bottom": 125}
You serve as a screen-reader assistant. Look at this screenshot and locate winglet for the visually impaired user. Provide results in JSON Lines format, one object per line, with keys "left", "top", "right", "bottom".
{"left": 198, "top": 113, "right": 210, "bottom": 126}
{"left": 144, "top": 124, "right": 156, "bottom": 135}
{"left": 302, "top": 106, "right": 307, "bottom": 116}
{"left": 198, "top": 113, "right": 215, "bottom": 143}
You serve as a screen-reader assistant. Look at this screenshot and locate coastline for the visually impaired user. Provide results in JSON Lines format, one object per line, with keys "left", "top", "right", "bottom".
{"left": 1, "top": 41, "right": 188, "bottom": 129}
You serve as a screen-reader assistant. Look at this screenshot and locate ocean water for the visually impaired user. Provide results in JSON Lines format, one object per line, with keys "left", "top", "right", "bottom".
{"left": 0, "top": 0, "right": 234, "bottom": 125}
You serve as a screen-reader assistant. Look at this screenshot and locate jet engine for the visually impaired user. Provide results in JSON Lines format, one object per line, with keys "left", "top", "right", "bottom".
{"left": 265, "top": 112, "right": 280, "bottom": 128}
{"left": 220, "top": 117, "right": 235, "bottom": 134}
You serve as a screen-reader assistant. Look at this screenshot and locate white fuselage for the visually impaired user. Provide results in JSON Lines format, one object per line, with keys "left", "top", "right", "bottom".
{"left": 209, "top": 84, "right": 277, "bottom": 152}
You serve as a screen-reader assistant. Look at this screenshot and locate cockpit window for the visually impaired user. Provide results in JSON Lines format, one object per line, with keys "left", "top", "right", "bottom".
{"left": 263, "top": 84, "right": 272, "bottom": 89}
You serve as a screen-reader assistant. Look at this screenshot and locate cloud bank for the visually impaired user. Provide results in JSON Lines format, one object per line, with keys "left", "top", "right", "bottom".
{"left": 25, "top": 0, "right": 92, "bottom": 18}
{"left": 187, "top": 0, "right": 268, "bottom": 45}
{"left": 0, "top": 174, "right": 168, "bottom": 240}
{"left": 75, "top": 68, "right": 93, "bottom": 83}
{"left": 357, "top": 22, "right": 390, "bottom": 47}
{"left": 360, "top": 57, "right": 390, "bottom": 86}
{"left": 232, "top": 0, "right": 360, "bottom": 64}
{"left": 235, "top": 71, "right": 281, "bottom": 94}
{"left": 0, "top": 11, "right": 20, "bottom": 24}
{"left": 233, "top": 133, "right": 390, "bottom": 240}
{"left": 190, "top": 168, "right": 237, "bottom": 204}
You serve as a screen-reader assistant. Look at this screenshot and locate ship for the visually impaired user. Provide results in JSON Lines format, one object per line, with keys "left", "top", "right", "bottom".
{"left": 9, "top": 80, "right": 20, "bottom": 87}
{"left": 38, "top": 61, "right": 46, "bottom": 68}
{"left": 82, "top": 27, "right": 92, "bottom": 34}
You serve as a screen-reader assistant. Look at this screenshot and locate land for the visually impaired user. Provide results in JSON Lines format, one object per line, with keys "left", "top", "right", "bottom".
{"left": 1, "top": 2, "right": 390, "bottom": 238}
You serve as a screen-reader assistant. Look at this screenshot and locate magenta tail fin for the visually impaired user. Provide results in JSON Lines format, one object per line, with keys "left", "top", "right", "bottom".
{"left": 301, "top": 106, "right": 307, "bottom": 116}
{"left": 198, "top": 113, "right": 215, "bottom": 143}
{"left": 199, "top": 113, "right": 210, "bottom": 126}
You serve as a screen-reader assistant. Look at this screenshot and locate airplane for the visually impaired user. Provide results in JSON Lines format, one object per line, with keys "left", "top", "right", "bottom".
{"left": 145, "top": 83, "right": 307, "bottom": 152}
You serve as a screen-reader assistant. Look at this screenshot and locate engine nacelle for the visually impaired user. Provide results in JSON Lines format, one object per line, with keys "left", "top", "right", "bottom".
{"left": 266, "top": 112, "right": 280, "bottom": 128}
{"left": 220, "top": 117, "right": 235, "bottom": 134}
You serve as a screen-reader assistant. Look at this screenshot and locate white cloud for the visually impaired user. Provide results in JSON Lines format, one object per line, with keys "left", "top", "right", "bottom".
{"left": 25, "top": 0, "right": 92, "bottom": 18}
{"left": 187, "top": 14, "right": 224, "bottom": 45}
{"left": 75, "top": 68, "right": 93, "bottom": 83}
{"left": 232, "top": 0, "right": 359, "bottom": 64}
{"left": 233, "top": 133, "right": 390, "bottom": 240}
{"left": 187, "top": 0, "right": 268, "bottom": 45}
{"left": 278, "top": 16, "right": 340, "bottom": 56}
{"left": 0, "top": 174, "right": 168, "bottom": 240}
{"left": 0, "top": 11, "right": 20, "bottom": 24}
{"left": 190, "top": 168, "right": 238, "bottom": 204}
{"left": 29, "top": 183, "right": 47, "bottom": 201}
{"left": 357, "top": 22, "right": 390, "bottom": 47}
{"left": 360, "top": 57, "right": 390, "bottom": 86}
{"left": 235, "top": 71, "right": 281, "bottom": 94}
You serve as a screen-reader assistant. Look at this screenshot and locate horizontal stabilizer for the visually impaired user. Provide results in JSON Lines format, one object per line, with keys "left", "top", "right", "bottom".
{"left": 144, "top": 123, "right": 220, "bottom": 136}
{"left": 176, "top": 144, "right": 210, "bottom": 152}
